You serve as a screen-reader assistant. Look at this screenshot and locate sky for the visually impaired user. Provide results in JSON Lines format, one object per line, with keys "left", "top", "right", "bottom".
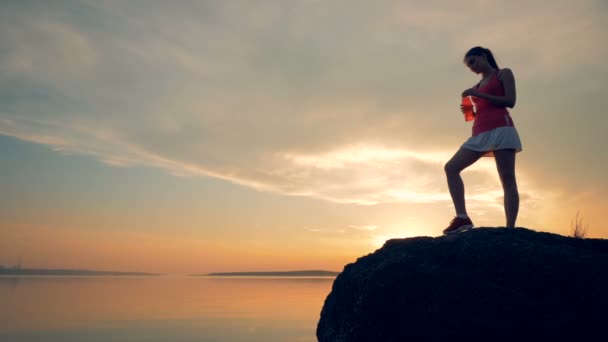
{"left": 1, "top": 0, "right": 607, "bottom": 274}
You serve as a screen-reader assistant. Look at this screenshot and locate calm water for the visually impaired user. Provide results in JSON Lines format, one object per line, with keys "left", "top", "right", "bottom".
{"left": 0, "top": 276, "right": 334, "bottom": 342}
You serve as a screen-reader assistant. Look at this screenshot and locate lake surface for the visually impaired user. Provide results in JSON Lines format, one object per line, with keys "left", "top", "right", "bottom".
{"left": 0, "top": 276, "right": 334, "bottom": 342}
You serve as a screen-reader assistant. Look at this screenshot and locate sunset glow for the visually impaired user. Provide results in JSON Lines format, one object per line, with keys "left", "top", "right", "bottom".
{"left": 1, "top": 0, "right": 607, "bottom": 275}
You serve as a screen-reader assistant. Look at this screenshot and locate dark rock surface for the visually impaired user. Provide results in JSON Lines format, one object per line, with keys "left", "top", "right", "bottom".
{"left": 317, "top": 227, "right": 608, "bottom": 341}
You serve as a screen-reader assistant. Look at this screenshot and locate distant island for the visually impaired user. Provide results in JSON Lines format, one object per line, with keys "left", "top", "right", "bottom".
{"left": 0, "top": 265, "right": 161, "bottom": 276}
{"left": 198, "top": 270, "right": 340, "bottom": 277}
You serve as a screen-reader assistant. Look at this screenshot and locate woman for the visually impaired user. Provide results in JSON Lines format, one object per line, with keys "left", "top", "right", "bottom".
{"left": 443, "top": 46, "right": 522, "bottom": 234}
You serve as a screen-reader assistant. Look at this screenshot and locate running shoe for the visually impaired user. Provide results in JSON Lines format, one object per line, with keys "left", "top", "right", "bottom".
{"left": 443, "top": 216, "right": 474, "bottom": 234}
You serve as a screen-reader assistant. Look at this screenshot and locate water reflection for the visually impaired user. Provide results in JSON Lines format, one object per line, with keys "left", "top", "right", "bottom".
{"left": 0, "top": 276, "right": 334, "bottom": 342}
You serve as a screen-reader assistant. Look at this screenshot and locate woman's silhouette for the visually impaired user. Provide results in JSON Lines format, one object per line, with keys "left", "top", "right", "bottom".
{"left": 443, "top": 46, "right": 522, "bottom": 234}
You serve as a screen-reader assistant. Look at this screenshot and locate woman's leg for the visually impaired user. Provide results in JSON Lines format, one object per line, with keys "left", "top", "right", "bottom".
{"left": 494, "top": 149, "right": 519, "bottom": 228}
{"left": 445, "top": 148, "right": 485, "bottom": 216}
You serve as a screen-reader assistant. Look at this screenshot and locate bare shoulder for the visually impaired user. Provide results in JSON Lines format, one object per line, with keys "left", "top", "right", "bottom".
{"left": 497, "top": 68, "right": 514, "bottom": 80}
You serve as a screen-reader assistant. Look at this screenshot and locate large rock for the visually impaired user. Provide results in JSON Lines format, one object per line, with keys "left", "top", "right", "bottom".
{"left": 317, "top": 227, "right": 608, "bottom": 341}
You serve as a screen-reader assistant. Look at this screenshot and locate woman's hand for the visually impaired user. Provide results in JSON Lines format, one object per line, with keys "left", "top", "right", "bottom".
{"left": 461, "top": 88, "right": 481, "bottom": 98}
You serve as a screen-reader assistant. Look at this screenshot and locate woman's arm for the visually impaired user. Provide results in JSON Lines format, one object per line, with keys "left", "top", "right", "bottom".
{"left": 462, "top": 68, "right": 517, "bottom": 108}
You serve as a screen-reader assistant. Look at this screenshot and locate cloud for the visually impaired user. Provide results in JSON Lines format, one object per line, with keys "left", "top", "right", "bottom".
{"left": 460, "top": 2, "right": 608, "bottom": 76}
{"left": 0, "top": 13, "right": 97, "bottom": 81}
{"left": 275, "top": 144, "right": 449, "bottom": 204}
{"left": 1, "top": 114, "right": 539, "bottom": 209}
{"left": 0, "top": 0, "right": 603, "bottom": 210}
{"left": 349, "top": 225, "right": 380, "bottom": 231}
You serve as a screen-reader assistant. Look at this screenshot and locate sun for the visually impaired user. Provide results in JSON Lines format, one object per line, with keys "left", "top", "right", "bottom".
{"left": 371, "top": 235, "right": 390, "bottom": 249}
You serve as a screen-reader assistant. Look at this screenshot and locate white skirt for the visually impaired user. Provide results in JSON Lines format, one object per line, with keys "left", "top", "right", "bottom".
{"left": 461, "top": 126, "right": 522, "bottom": 157}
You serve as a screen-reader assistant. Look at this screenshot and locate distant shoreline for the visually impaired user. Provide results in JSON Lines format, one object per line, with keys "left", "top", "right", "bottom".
{"left": 197, "top": 270, "right": 340, "bottom": 277}
{"left": 0, "top": 266, "right": 161, "bottom": 276}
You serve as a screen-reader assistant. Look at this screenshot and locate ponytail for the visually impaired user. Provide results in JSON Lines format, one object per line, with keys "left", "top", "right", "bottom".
{"left": 464, "top": 46, "right": 499, "bottom": 69}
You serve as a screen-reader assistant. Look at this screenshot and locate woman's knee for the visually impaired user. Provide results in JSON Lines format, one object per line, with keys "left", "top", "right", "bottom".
{"left": 444, "top": 161, "right": 460, "bottom": 175}
{"left": 499, "top": 172, "right": 517, "bottom": 188}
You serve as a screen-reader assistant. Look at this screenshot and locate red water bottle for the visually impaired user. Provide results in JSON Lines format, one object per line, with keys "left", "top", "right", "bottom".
{"left": 462, "top": 96, "right": 475, "bottom": 122}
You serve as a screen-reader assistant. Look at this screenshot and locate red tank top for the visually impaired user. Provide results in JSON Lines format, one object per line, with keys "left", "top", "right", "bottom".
{"left": 472, "top": 69, "right": 515, "bottom": 136}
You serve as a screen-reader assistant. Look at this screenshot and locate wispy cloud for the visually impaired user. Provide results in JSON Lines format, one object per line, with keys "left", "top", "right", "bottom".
{"left": 0, "top": 0, "right": 604, "bottom": 210}
{"left": 349, "top": 225, "right": 380, "bottom": 231}
{"left": 0, "top": 15, "right": 97, "bottom": 81}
